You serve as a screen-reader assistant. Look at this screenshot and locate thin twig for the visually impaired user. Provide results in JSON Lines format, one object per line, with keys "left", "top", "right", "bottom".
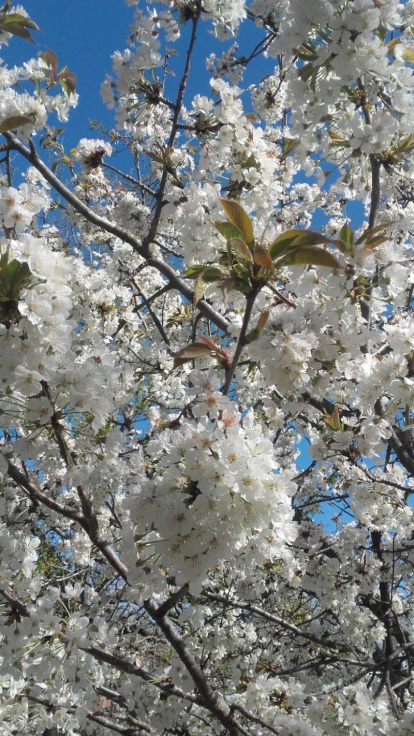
{"left": 222, "top": 289, "right": 258, "bottom": 395}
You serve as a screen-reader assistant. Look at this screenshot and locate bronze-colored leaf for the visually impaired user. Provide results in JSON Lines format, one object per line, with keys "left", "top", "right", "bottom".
{"left": 244, "top": 310, "right": 270, "bottom": 345}
{"left": 325, "top": 406, "right": 342, "bottom": 431}
{"left": 257, "top": 310, "right": 270, "bottom": 330}
{"left": 199, "top": 336, "right": 219, "bottom": 351}
{"left": 58, "top": 72, "right": 77, "bottom": 96}
{"left": 0, "top": 20, "right": 36, "bottom": 42}
{"left": 355, "top": 221, "right": 395, "bottom": 245}
{"left": 220, "top": 199, "right": 254, "bottom": 246}
{"left": 39, "top": 48, "right": 58, "bottom": 77}
{"left": 254, "top": 245, "right": 274, "bottom": 272}
{"left": 363, "top": 235, "right": 389, "bottom": 251}
{"left": 328, "top": 130, "right": 346, "bottom": 141}
{"left": 229, "top": 238, "right": 254, "bottom": 262}
{"left": 173, "top": 343, "right": 213, "bottom": 369}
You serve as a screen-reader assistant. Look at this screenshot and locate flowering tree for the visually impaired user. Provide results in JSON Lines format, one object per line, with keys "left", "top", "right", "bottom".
{"left": 2, "top": 0, "right": 414, "bottom": 733}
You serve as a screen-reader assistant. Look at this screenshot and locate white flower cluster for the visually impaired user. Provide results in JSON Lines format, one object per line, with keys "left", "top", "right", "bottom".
{"left": 124, "top": 369, "right": 296, "bottom": 595}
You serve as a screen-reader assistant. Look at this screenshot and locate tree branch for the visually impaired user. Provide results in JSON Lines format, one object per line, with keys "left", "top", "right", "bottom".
{"left": 144, "top": 599, "right": 241, "bottom": 735}
{"left": 6, "top": 457, "right": 129, "bottom": 581}
{"left": 222, "top": 289, "right": 259, "bottom": 395}
{"left": 3, "top": 132, "right": 229, "bottom": 334}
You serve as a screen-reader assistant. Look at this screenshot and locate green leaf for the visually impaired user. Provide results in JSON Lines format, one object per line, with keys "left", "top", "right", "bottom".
{"left": 269, "top": 229, "right": 330, "bottom": 260}
{"left": 1, "top": 12, "right": 39, "bottom": 30}
{"left": 339, "top": 222, "right": 354, "bottom": 252}
{"left": 402, "top": 47, "right": 414, "bottom": 64}
{"left": 200, "top": 267, "right": 223, "bottom": 283}
{"left": 296, "top": 47, "right": 319, "bottom": 61}
{"left": 144, "top": 151, "right": 164, "bottom": 164}
{"left": 0, "top": 114, "right": 33, "bottom": 133}
{"left": 184, "top": 265, "right": 212, "bottom": 278}
{"left": 0, "top": 247, "right": 9, "bottom": 269}
{"left": 185, "top": 265, "right": 222, "bottom": 281}
{"left": 396, "top": 136, "right": 414, "bottom": 156}
{"left": 220, "top": 199, "right": 254, "bottom": 246}
{"left": 232, "top": 278, "right": 252, "bottom": 294}
{"left": 0, "top": 260, "right": 31, "bottom": 300}
{"left": 173, "top": 343, "right": 213, "bottom": 369}
{"left": 9, "top": 262, "right": 31, "bottom": 298}
{"left": 280, "top": 138, "right": 299, "bottom": 159}
{"left": 214, "top": 220, "right": 245, "bottom": 242}
{"left": 279, "top": 246, "right": 341, "bottom": 269}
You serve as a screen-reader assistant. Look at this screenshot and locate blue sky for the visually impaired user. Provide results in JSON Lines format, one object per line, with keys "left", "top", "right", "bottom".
{"left": 5, "top": 2, "right": 270, "bottom": 150}
{"left": 6, "top": 1, "right": 135, "bottom": 148}
{"left": 5, "top": 2, "right": 364, "bottom": 227}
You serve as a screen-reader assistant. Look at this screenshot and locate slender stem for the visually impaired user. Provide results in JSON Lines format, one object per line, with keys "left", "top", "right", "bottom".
{"left": 357, "top": 78, "right": 381, "bottom": 232}
{"left": 141, "top": 7, "right": 201, "bottom": 256}
{"left": 102, "top": 161, "right": 158, "bottom": 198}
{"left": 266, "top": 281, "right": 296, "bottom": 308}
{"left": 356, "top": 79, "right": 381, "bottom": 342}
{"left": 132, "top": 281, "right": 170, "bottom": 345}
{"left": 5, "top": 148, "right": 11, "bottom": 186}
{"left": 222, "top": 290, "right": 258, "bottom": 396}
{"left": 202, "top": 591, "right": 348, "bottom": 651}
{"left": 368, "top": 155, "right": 381, "bottom": 230}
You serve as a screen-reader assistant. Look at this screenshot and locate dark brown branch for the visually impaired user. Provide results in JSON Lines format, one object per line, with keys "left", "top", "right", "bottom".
{"left": 0, "top": 587, "right": 30, "bottom": 618}
{"left": 144, "top": 599, "right": 241, "bottom": 735}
